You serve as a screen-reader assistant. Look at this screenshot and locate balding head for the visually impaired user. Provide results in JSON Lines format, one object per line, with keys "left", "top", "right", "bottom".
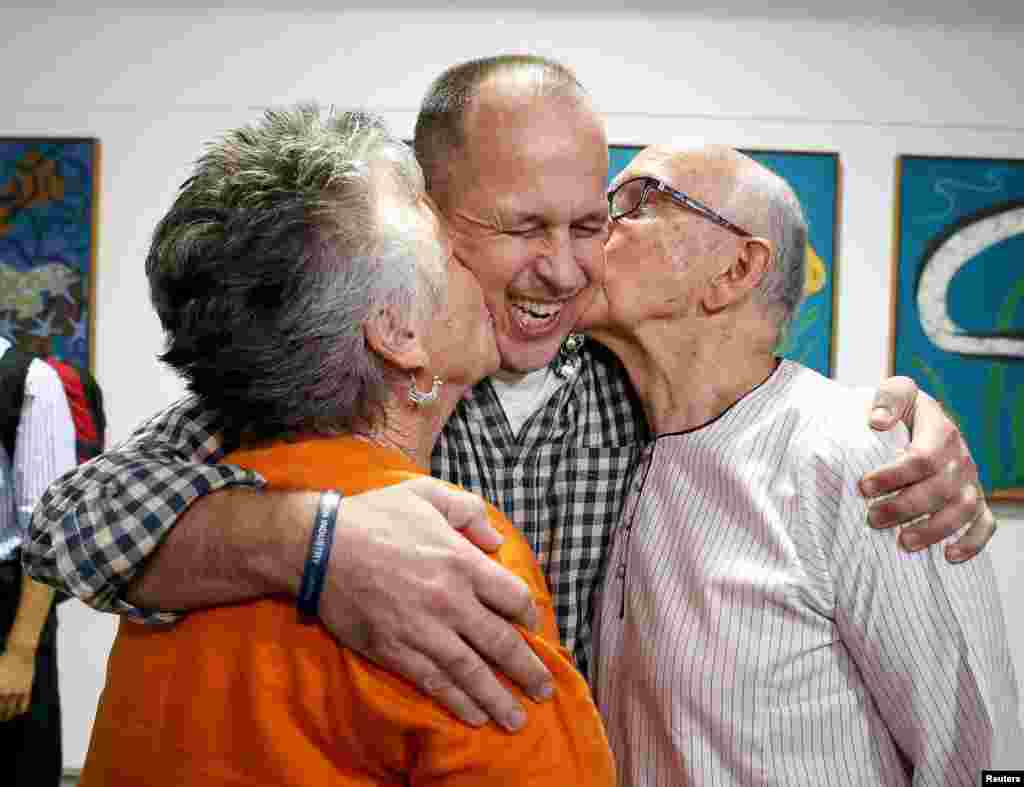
{"left": 718, "top": 149, "right": 808, "bottom": 337}
{"left": 633, "top": 145, "right": 808, "bottom": 338}
{"left": 414, "top": 54, "right": 593, "bottom": 205}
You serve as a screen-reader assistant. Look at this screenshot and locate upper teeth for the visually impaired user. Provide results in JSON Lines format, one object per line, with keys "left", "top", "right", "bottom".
{"left": 513, "top": 300, "right": 560, "bottom": 318}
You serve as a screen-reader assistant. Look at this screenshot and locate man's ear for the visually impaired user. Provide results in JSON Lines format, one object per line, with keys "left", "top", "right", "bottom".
{"left": 703, "top": 236, "right": 772, "bottom": 313}
{"left": 364, "top": 304, "right": 428, "bottom": 373}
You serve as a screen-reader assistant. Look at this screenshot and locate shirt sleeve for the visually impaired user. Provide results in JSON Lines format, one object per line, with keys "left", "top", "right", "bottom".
{"left": 804, "top": 417, "right": 1022, "bottom": 784}
{"left": 14, "top": 359, "right": 76, "bottom": 526}
{"left": 22, "top": 395, "right": 264, "bottom": 622}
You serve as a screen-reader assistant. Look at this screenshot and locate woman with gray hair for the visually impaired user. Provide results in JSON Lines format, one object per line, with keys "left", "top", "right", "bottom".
{"left": 78, "top": 105, "right": 614, "bottom": 786}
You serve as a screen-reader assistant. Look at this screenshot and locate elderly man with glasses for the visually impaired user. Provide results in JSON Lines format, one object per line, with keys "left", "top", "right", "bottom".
{"left": 586, "top": 145, "right": 1021, "bottom": 787}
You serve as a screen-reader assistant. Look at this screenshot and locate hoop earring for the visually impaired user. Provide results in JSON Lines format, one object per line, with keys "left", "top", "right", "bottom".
{"left": 408, "top": 374, "right": 443, "bottom": 407}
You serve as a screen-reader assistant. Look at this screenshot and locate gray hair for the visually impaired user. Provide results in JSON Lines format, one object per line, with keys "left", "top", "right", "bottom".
{"left": 413, "top": 54, "right": 589, "bottom": 202}
{"left": 729, "top": 165, "right": 808, "bottom": 342}
{"left": 149, "top": 104, "right": 441, "bottom": 440}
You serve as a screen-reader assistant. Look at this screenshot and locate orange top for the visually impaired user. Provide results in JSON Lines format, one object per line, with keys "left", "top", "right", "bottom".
{"left": 80, "top": 437, "right": 615, "bottom": 787}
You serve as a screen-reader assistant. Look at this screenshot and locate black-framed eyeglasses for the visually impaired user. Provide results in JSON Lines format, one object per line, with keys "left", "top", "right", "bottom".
{"left": 607, "top": 176, "right": 753, "bottom": 238}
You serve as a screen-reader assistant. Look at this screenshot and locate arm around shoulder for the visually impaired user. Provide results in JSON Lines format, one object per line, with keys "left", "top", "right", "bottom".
{"left": 22, "top": 396, "right": 262, "bottom": 620}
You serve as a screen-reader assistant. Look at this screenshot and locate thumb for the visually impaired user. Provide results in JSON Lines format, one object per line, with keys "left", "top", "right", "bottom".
{"left": 869, "top": 375, "right": 918, "bottom": 431}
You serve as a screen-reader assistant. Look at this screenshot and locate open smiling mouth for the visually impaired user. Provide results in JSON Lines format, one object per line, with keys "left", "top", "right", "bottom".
{"left": 510, "top": 298, "right": 565, "bottom": 333}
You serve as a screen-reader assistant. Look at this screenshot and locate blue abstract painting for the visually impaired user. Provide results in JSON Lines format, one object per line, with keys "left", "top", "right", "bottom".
{"left": 893, "top": 155, "right": 1024, "bottom": 500}
{"left": 0, "top": 138, "right": 98, "bottom": 370}
{"left": 609, "top": 146, "right": 838, "bottom": 377}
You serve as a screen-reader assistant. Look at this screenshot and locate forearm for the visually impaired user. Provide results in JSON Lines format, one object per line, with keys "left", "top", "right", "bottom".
{"left": 24, "top": 453, "right": 262, "bottom": 617}
{"left": 125, "top": 487, "right": 317, "bottom": 611}
{"left": 5, "top": 574, "right": 55, "bottom": 654}
{"left": 23, "top": 394, "right": 265, "bottom": 617}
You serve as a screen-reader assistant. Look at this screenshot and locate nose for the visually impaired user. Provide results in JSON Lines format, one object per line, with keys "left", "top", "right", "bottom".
{"left": 535, "top": 227, "right": 591, "bottom": 295}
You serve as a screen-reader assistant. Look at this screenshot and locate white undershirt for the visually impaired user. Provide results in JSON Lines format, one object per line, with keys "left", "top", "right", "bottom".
{"left": 489, "top": 366, "right": 567, "bottom": 436}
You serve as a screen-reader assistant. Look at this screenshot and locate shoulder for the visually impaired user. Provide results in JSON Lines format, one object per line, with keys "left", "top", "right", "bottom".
{"left": 579, "top": 339, "right": 632, "bottom": 390}
{"left": 780, "top": 364, "right": 909, "bottom": 472}
{"left": 122, "top": 394, "right": 226, "bottom": 451}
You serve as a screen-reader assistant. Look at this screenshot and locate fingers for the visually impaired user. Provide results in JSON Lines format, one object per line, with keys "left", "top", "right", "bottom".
{"left": 866, "top": 459, "right": 998, "bottom": 565}
{"left": 863, "top": 387, "right": 962, "bottom": 499}
{"left": 426, "top": 622, "right": 532, "bottom": 732}
{"left": 411, "top": 553, "right": 550, "bottom": 727}
{"left": 363, "top": 637, "right": 489, "bottom": 728}
{"left": 861, "top": 427, "right": 965, "bottom": 500}
{"left": 401, "top": 477, "right": 504, "bottom": 553}
{"left": 945, "top": 496, "right": 998, "bottom": 563}
{"left": 320, "top": 480, "right": 550, "bottom": 731}
{"left": 0, "top": 691, "right": 30, "bottom": 722}
{"left": 460, "top": 608, "right": 552, "bottom": 707}
{"left": 870, "top": 476, "right": 977, "bottom": 548}
{"left": 357, "top": 605, "right": 539, "bottom": 733}
{"left": 868, "top": 375, "right": 919, "bottom": 431}
{"left": 858, "top": 381, "right": 995, "bottom": 565}
{"left": 471, "top": 552, "right": 539, "bottom": 632}
{"left": 866, "top": 451, "right": 974, "bottom": 529}
{"left": 896, "top": 481, "right": 980, "bottom": 551}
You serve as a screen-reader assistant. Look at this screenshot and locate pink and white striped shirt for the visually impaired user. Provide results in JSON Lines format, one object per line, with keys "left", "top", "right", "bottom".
{"left": 594, "top": 361, "right": 1021, "bottom": 786}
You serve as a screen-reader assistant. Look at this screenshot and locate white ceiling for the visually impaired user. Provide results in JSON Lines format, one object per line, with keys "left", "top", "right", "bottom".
{"left": 20, "top": 0, "right": 1024, "bottom": 28}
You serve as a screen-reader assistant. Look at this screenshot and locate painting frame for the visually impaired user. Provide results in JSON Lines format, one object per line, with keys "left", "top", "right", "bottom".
{"left": 0, "top": 136, "right": 100, "bottom": 373}
{"left": 891, "top": 154, "right": 1024, "bottom": 502}
{"left": 608, "top": 145, "right": 841, "bottom": 378}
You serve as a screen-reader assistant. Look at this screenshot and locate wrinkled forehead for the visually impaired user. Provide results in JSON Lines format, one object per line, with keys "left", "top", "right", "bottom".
{"left": 462, "top": 92, "right": 607, "bottom": 179}
{"left": 614, "top": 147, "right": 733, "bottom": 209}
{"left": 611, "top": 147, "right": 678, "bottom": 188}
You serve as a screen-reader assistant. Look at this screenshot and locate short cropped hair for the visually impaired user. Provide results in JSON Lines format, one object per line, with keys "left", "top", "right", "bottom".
{"left": 413, "top": 54, "right": 587, "bottom": 200}
{"left": 148, "top": 104, "right": 438, "bottom": 441}
{"left": 757, "top": 175, "right": 808, "bottom": 341}
{"left": 727, "top": 162, "right": 808, "bottom": 341}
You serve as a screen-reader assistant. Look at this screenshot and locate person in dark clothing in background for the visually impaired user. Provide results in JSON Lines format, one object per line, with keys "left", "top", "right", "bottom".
{"left": 0, "top": 337, "right": 76, "bottom": 785}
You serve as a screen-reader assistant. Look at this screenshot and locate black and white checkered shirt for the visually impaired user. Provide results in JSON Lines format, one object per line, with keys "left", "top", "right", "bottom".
{"left": 26, "top": 340, "right": 648, "bottom": 676}
{"left": 433, "top": 341, "right": 648, "bottom": 676}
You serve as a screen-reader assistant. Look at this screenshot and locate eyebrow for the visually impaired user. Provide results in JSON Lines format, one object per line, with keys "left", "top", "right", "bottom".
{"left": 500, "top": 204, "right": 608, "bottom": 228}
{"left": 502, "top": 212, "right": 546, "bottom": 226}
{"left": 574, "top": 208, "right": 609, "bottom": 223}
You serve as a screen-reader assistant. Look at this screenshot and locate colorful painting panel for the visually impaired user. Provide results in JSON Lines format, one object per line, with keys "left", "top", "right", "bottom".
{"left": 892, "top": 155, "right": 1024, "bottom": 500}
{"left": 0, "top": 138, "right": 99, "bottom": 370}
{"left": 608, "top": 146, "right": 839, "bottom": 378}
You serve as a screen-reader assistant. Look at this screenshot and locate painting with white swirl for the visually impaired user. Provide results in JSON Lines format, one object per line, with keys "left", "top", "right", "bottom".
{"left": 893, "top": 155, "right": 1024, "bottom": 500}
{"left": 0, "top": 138, "right": 98, "bottom": 370}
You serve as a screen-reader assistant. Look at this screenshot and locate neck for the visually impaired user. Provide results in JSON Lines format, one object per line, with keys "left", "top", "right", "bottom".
{"left": 370, "top": 379, "right": 470, "bottom": 470}
{"left": 595, "top": 316, "right": 779, "bottom": 435}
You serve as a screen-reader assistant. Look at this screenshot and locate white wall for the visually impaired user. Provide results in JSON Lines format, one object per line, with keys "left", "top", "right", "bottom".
{"left": 2, "top": 4, "right": 1021, "bottom": 769}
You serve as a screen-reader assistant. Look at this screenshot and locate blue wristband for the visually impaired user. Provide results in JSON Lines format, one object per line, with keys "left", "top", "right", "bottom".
{"left": 297, "top": 490, "right": 341, "bottom": 619}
